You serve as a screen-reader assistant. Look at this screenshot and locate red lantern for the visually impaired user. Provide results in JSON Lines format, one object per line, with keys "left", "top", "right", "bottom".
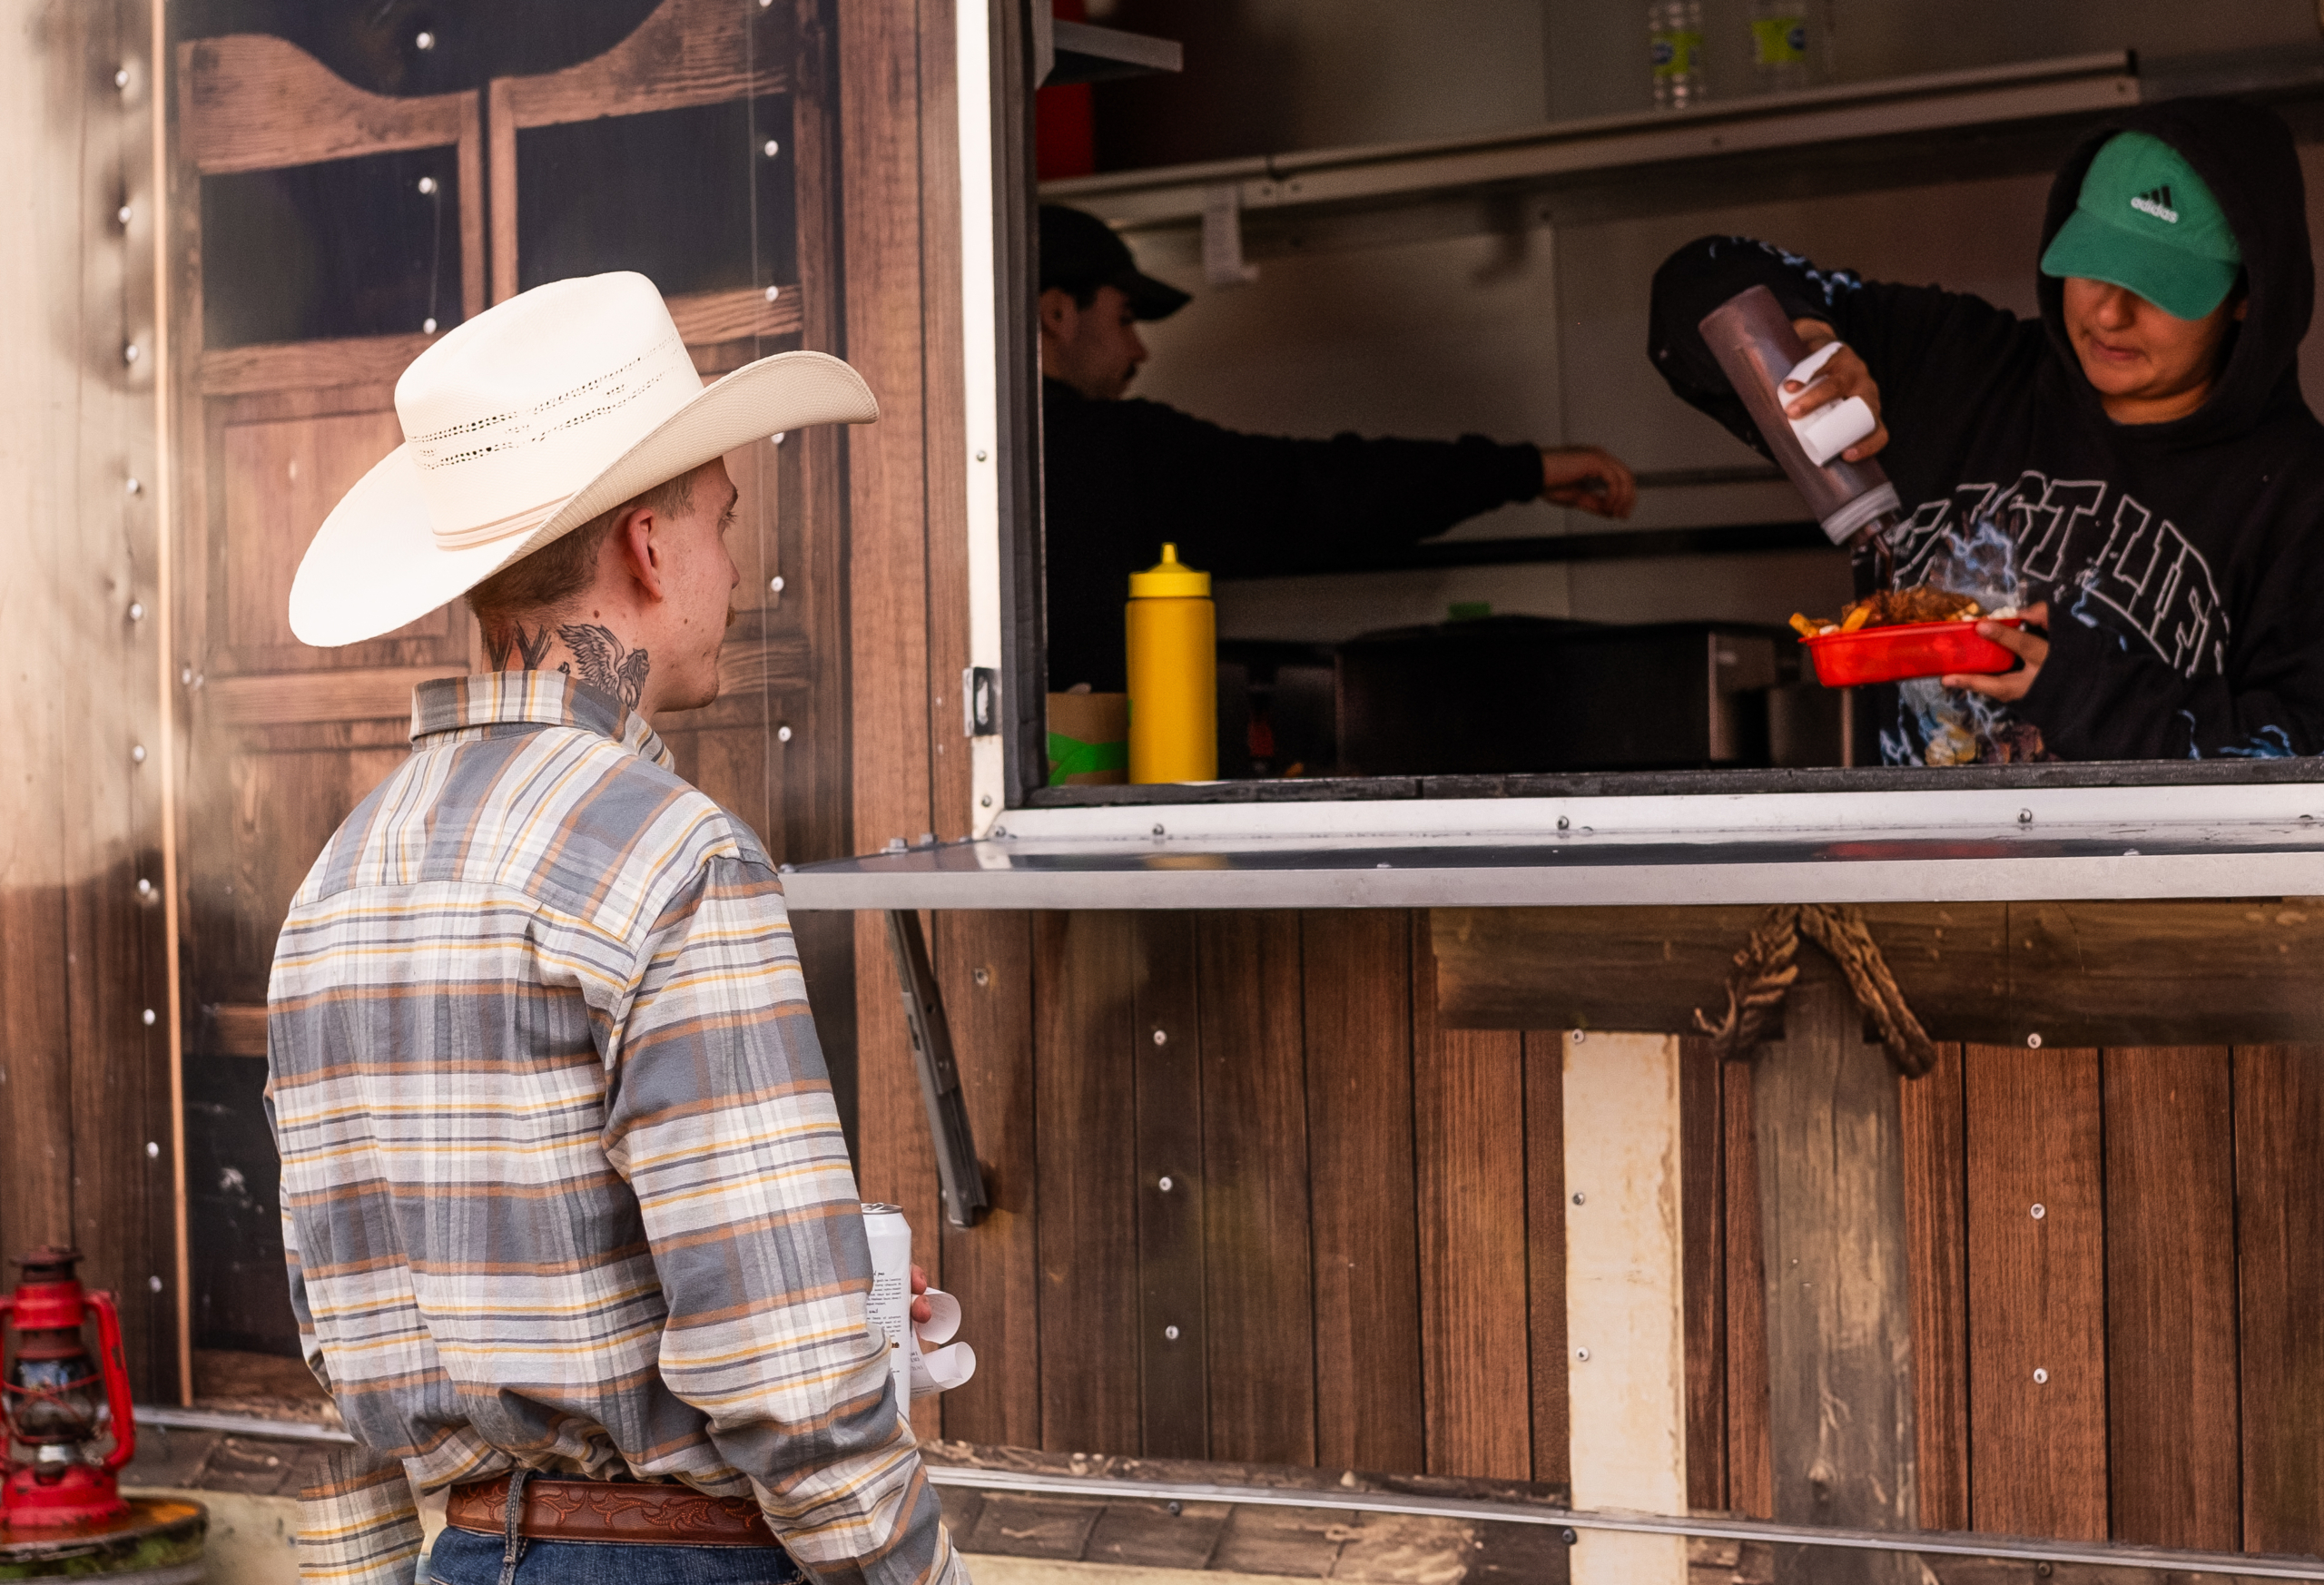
{"left": 0, "top": 1247, "right": 134, "bottom": 1529}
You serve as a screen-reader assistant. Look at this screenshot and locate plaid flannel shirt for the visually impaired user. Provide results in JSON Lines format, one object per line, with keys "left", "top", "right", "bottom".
{"left": 266, "top": 672, "right": 961, "bottom": 1585}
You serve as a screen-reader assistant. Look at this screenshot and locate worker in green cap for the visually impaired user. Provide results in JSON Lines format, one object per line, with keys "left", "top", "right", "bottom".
{"left": 1648, "top": 97, "right": 2324, "bottom": 763}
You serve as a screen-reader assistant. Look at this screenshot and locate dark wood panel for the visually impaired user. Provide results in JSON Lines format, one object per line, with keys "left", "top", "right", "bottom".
{"left": 1522, "top": 1031, "right": 1569, "bottom": 1491}
{"left": 935, "top": 911, "right": 1040, "bottom": 1449}
{"left": 1301, "top": 910, "right": 1424, "bottom": 1473}
{"left": 1133, "top": 913, "right": 1206, "bottom": 1459}
{"left": 1752, "top": 954, "right": 1916, "bottom": 1583}
{"left": 179, "top": 34, "right": 468, "bottom": 173}
{"left": 2102, "top": 1046, "right": 2239, "bottom": 1551}
{"left": 2233, "top": 1045, "right": 2324, "bottom": 1558}
{"left": 1194, "top": 912, "right": 1315, "bottom": 1466}
{"left": 1901, "top": 1041, "right": 1972, "bottom": 1533}
{"left": 1034, "top": 912, "right": 1141, "bottom": 1454}
{"left": 1965, "top": 1043, "right": 2107, "bottom": 1541}
{"left": 1723, "top": 1057, "right": 1774, "bottom": 1521}
{"left": 1433, "top": 902, "right": 2324, "bottom": 1047}
{"left": 1679, "top": 1035, "right": 1727, "bottom": 1513}
{"left": 1414, "top": 941, "right": 1529, "bottom": 1481}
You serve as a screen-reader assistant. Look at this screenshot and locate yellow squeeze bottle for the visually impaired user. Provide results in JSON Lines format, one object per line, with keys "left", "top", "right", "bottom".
{"left": 1126, "top": 543, "right": 1216, "bottom": 783}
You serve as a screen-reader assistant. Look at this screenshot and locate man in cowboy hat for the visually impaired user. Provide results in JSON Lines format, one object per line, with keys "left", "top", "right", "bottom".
{"left": 268, "top": 272, "right": 967, "bottom": 1584}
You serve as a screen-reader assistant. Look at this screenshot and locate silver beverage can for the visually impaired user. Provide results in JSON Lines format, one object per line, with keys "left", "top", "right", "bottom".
{"left": 862, "top": 1202, "right": 913, "bottom": 1429}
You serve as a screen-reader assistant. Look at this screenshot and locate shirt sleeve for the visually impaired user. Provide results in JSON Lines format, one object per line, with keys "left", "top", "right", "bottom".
{"left": 295, "top": 1445, "right": 424, "bottom": 1584}
{"left": 604, "top": 854, "right": 967, "bottom": 1585}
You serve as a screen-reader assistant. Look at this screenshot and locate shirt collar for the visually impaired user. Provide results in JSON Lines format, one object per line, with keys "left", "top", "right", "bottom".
{"left": 410, "top": 672, "right": 674, "bottom": 771}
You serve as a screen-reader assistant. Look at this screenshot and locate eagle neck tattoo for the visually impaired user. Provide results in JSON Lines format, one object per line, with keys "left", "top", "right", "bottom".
{"left": 483, "top": 619, "right": 653, "bottom": 713}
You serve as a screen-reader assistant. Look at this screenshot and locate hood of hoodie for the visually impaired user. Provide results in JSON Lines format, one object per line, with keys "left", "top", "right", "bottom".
{"left": 2037, "top": 96, "right": 2313, "bottom": 448}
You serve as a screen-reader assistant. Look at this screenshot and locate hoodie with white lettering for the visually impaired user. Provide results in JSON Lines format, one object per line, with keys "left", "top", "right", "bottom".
{"left": 1648, "top": 95, "right": 2324, "bottom": 763}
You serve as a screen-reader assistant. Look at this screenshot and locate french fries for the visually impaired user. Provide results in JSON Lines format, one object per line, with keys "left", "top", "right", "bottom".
{"left": 1792, "top": 587, "right": 2013, "bottom": 640}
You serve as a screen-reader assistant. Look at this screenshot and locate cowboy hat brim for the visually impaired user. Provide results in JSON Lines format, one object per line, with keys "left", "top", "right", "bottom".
{"left": 289, "top": 349, "right": 879, "bottom": 648}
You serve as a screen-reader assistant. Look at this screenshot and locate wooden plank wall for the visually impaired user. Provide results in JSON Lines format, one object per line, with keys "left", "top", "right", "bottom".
{"left": 849, "top": 910, "right": 2324, "bottom": 1565}
{"left": 0, "top": 0, "right": 178, "bottom": 1400}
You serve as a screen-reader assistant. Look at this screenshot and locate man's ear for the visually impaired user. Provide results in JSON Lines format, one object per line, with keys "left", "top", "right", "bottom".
{"left": 1038, "top": 287, "right": 1077, "bottom": 339}
{"left": 614, "top": 506, "right": 667, "bottom": 603}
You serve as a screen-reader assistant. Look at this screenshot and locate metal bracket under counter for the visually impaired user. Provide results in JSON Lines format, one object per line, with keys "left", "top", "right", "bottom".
{"left": 783, "top": 776, "right": 2324, "bottom": 911}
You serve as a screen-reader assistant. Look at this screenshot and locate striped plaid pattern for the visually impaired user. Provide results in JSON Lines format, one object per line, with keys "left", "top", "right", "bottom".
{"left": 267, "top": 673, "right": 961, "bottom": 1585}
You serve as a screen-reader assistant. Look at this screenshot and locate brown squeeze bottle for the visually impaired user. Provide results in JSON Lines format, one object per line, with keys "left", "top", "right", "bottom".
{"left": 1698, "top": 284, "right": 1903, "bottom": 587}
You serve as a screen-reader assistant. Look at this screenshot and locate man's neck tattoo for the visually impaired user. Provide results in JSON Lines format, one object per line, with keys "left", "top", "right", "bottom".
{"left": 556, "top": 623, "right": 652, "bottom": 712}
{"left": 483, "top": 620, "right": 556, "bottom": 672}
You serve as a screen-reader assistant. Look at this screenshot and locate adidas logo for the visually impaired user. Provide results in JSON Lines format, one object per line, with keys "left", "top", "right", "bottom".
{"left": 2130, "top": 185, "right": 2179, "bottom": 223}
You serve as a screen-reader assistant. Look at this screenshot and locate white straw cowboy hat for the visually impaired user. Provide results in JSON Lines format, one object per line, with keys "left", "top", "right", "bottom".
{"left": 289, "top": 271, "right": 878, "bottom": 647}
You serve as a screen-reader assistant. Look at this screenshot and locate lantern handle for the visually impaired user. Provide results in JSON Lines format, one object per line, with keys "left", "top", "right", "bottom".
{"left": 86, "top": 1291, "right": 134, "bottom": 1473}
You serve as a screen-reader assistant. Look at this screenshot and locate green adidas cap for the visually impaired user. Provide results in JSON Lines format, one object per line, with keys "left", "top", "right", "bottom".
{"left": 2040, "top": 131, "right": 2242, "bottom": 321}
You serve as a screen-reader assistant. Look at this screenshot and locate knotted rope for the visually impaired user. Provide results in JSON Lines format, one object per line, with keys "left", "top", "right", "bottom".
{"left": 1692, "top": 904, "right": 1936, "bottom": 1078}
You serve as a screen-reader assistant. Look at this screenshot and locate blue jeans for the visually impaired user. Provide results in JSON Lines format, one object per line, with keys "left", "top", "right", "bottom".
{"left": 426, "top": 1526, "right": 804, "bottom": 1584}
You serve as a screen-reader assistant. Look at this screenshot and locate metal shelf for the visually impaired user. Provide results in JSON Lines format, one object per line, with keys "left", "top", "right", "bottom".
{"left": 1040, "top": 18, "right": 1182, "bottom": 87}
{"left": 1044, "top": 51, "right": 2148, "bottom": 233}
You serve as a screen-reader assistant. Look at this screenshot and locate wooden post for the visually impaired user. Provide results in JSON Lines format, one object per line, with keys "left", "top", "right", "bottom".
{"left": 1751, "top": 950, "right": 1916, "bottom": 1583}
{"left": 1563, "top": 1030, "right": 1689, "bottom": 1585}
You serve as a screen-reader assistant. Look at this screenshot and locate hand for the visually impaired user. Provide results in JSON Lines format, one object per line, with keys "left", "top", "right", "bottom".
{"left": 1541, "top": 445, "right": 1637, "bottom": 518}
{"left": 1786, "top": 319, "right": 1889, "bottom": 462}
{"left": 1942, "top": 603, "right": 2050, "bottom": 701}
{"left": 911, "top": 1263, "right": 933, "bottom": 1327}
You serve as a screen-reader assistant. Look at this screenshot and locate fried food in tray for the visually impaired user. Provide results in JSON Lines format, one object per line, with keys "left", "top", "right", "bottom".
{"left": 1787, "top": 586, "right": 2016, "bottom": 639}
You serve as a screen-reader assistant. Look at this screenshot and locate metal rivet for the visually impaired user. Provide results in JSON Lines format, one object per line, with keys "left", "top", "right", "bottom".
{"left": 135, "top": 878, "right": 153, "bottom": 896}
{"left": 1157, "top": 1176, "right": 1174, "bottom": 1192}
{"left": 414, "top": 30, "right": 435, "bottom": 49}
{"left": 123, "top": 343, "right": 140, "bottom": 364}
{"left": 417, "top": 175, "right": 438, "bottom": 196}
{"left": 972, "top": 967, "right": 990, "bottom": 987}
{"left": 975, "top": 449, "right": 989, "bottom": 462}
{"left": 1163, "top": 1324, "right": 1180, "bottom": 1341}
{"left": 180, "top": 665, "right": 194, "bottom": 685}
{"left": 992, "top": 825, "right": 1007, "bottom": 837}
{"left": 776, "top": 724, "right": 793, "bottom": 743}
{"left": 1152, "top": 1028, "right": 1167, "bottom": 1046}
{"left": 1575, "top": 1346, "right": 1590, "bottom": 1361}
{"left": 125, "top": 476, "right": 142, "bottom": 495}
{"left": 2027, "top": 1032, "right": 2043, "bottom": 1049}
{"left": 763, "top": 139, "right": 781, "bottom": 158}
{"left": 131, "top": 744, "right": 146, "bottom": 763}
{"left": 113, "top": 66, "right": 131, "bottom": 89}
{"left": 127, "top": 601, "right": 144, "bottom": 621}
{"left": 116, "top": 204, "right": 133, "bottom": 227}
{"left": 980, "top": 794, "right": 993, "bottom": 808}
{"left": 142, "top": 1009, "right": 156, "bottom": 1026}
{"left": 147, "top": 1275, "right": 163, "bottom": 1293}
{"left": 1167, "top": 1501, "right": 1182, "bottom": 1517}
{"left": 2030, "top": 1203, "right": 2045, "bottom": 1220}
{"left": 772, "top": 431, "right": 787, "bottom": 445}
{"left": 1571, "top": 1029, "right": 1587, "bottom": 1043}
{"left": 1561, "top": 1529, "right": 1579, "bottom": 1547}
{"left": 770, "top": 575, "right": 785, "bottom": 593}
{"left": 1151, "top": 823, "right": 1166, "bottom": 836}
{"left": 2033, "top": 1367, "right": 2049, "bottom": 1384}
{"left": 1557, "top": 814, "right": 1571, "bottom": 830}
{"left": 145, "top": 1139, "right": 160, "bottom": 1157}
{"left": 1571, "top": 1191, "right": 1586, "bottom": 1205}
{"left": 2018, "top": 808, "right": 2034, "bottom": 823}
{"left": 423, "top": 317, "right": 438, "bottom": 334}
{"left": 763, "top": 284, "right": 782, "bottom": 304}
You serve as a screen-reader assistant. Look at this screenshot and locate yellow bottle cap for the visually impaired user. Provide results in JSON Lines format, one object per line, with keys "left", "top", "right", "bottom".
{"left": 1128, "top": 542, "right": 1211, "bottom": 599}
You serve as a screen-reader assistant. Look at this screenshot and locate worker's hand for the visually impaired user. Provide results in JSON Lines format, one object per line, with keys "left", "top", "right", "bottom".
{"left": 911, "top": 1263, "right": 933, "bottom": 1327}
{"left": 1787, "top": 319, "right": 1889, "bottom": 462}
{"left": 1541, "top": 445, "right": 1637, "bottom": 519}
{"left": 1942, "top": 603, "right": 2050, "bottom": 701}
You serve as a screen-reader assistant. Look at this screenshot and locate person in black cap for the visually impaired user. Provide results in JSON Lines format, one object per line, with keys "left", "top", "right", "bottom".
{"left": 1649, "top": 97, "right": 2324, "bottom": 763}
{"left": 1039, "top": 203, "right": 1640, "bottom": 692}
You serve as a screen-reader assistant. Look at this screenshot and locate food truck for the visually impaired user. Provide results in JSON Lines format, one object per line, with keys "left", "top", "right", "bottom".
{"left": 7, "top": 0, "right": 2324, "bottom": 1580}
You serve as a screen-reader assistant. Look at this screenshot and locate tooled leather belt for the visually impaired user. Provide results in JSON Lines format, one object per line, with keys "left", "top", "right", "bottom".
{"left": 446, "top": 1474, "right": 782, "bottom": 1548}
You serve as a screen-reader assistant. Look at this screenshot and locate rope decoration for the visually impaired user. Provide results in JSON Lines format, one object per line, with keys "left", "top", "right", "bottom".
{"left": 1692, "top": 904, "right": 1937, "bottom": 1078}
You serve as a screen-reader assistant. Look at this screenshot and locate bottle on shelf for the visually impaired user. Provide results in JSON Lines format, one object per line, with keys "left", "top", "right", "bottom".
{"left": 1749, "top": 0, "right": 1815, "bottom": 94}
{"left": 1646, "top": 0, "right": 1707, "bottom": 111}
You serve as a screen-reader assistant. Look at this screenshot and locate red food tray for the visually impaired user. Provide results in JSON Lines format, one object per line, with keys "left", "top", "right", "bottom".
{"left": 1801, "top": 618, "right": 2023, "bottom": 687}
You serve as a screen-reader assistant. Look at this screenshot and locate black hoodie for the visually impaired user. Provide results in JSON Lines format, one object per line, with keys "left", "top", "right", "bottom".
{"left": 1648, "top": 97, "right": 2324, "bottom": 763}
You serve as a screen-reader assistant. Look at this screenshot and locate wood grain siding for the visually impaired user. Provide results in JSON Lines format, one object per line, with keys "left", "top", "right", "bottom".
{"left": 1195, "top": 913, "right": 1315, "bottom": 1467}
{"left": 2233, "top": 1045, "right": 2324, "bottom": 1559}
{"left": 1900, "top": 1040, "right": 1972, "bottom": 1533}
{"left": 197, "top": 335, "right": 432, "bottom": 399}
{"left": 180, "top": 34, "right": 469, "bottom": 172}
{"left": 1965, "top": 1042, "right": 2107, "bottom": 1541}
{"left": 932, "top": 911, "right": 1039, "bottom": 1449}
{"left": 1679, "top": 1037, "right": 1726, "bottom": 1514}
{"left": 1132, "top": 913, "right": 1207, "bottom": 1459}
{"left": 1033, "top": 913, "right": 1142, "bottom": 1454}
{"left": 1302, "top": 910, "right": 1426, "bottom": 1473}
{"left": 2102, "top": 1046, "right": 2240, "bottom": 1551}
{"left": 1721, "top": 1057, "right": 1775, "bottom": 1521}
{"left": 1413, "top": 952, "right": 1529, "bottom": 1480}
{"left": 1522, "top": 1030, "right": 1571, "bottom": 1490}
